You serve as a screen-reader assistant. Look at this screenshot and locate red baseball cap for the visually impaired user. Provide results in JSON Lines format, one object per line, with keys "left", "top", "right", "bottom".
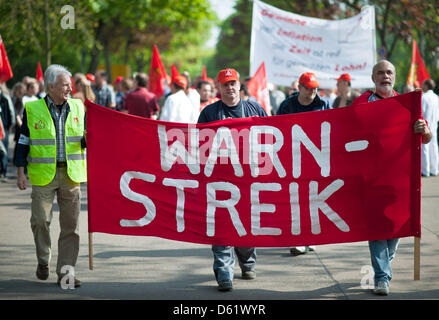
{"left": 217, "top": 68, "right": 239, "bottom": 84}
{"left": 86, "top": 73, "right": 95, "bottom": 83}
{"left": 299, "top": 72, "right": 320, "bottom": 88}
{"left": 336, "top": 73, "right": 351, "bottom": 82}
{"left": 113, "top": 76, "right": 123, "bottom": 84}
{"left": 173, "top": 75, "right": 187, "bottom": 89}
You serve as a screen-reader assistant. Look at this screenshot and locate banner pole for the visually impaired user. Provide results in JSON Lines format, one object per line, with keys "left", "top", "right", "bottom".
{"left": 414, "top": 236, "right": 420, "bottom": 280}
{"left": 89, "top": 232, "right": 94, "bottom": 270}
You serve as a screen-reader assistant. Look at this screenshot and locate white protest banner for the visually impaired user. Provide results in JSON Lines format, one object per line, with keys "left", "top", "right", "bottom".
{"left": 250, "top": 0, "right": 376, "bottom": 88}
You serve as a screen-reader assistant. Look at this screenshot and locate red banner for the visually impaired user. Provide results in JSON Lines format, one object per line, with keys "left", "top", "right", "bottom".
{"left": 86, "top": 91, "right": 422, "bottom": 247}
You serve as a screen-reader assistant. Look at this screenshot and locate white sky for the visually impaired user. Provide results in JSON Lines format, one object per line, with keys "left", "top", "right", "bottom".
{"left": 206, "top": 0, "right": 237, "bottom": 48}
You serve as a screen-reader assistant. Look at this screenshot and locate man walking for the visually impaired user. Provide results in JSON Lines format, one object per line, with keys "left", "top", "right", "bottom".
{"left": 15, "top": 64, "right": 87, "bottom": 287}
{"left": 198, "top": 68, "right": 267, "bottom": 291}
{"left": 92, "top": 70, "right": 116, "bottom": 109}
{"left": 160, "top": 75, "right": 198, "bottom": 123}
{"left": 124, "top": 73, "right": 159, "bottom": 119}
{"left": 352, "top": 60, "right": 432, "bottom": 295}
{"left": 277, "top": 72, "right": 328, "bottom": 255}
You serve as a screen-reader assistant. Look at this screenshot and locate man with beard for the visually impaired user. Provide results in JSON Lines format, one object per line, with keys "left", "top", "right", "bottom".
{"left": 352, "top": 59, "right": 432, "bottom": 295}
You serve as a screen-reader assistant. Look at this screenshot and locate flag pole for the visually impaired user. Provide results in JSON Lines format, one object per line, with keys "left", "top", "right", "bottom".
{"left": 89, "top": 232, "right": 94, "bottom": 270}
{"left": 414, "top": 236, "right": 420, "bottom": 280}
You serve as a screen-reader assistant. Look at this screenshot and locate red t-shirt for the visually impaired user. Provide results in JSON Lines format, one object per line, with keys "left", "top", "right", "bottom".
{"left": 125, "top": 87, "right": 159, "bottom": 118}
{"left": 352, "top": 89, "right": 399, "bottom": 105}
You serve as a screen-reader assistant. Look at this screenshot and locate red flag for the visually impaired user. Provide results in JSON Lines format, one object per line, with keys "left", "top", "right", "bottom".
{"left": 407, "top": 40, "right": 430, "bottom": 88}
{"left": 247, "top": 62, "right": 271, "bottom": 114}
{"left": 70, "top": 76, "right": 76, "bottom": 95}
{"left": 0, "top": 118, "right": 5, "bottom": 140}
{"left": 148, "top": 44, "right": 169, "bottom": 99}
{"left": 36, "top": 61, "right": 44, "bottom": 81}
{"left": 0, "top": 35, "right": 13, "bottom": 83}
{"left": 202, "top": 65, "right": 208, "bottom": 81}
{"left": 171, "top": 64, "right": 180, "bottom": 83}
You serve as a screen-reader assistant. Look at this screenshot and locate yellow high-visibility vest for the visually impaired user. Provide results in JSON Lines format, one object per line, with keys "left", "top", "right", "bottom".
{"left": 25, "top": 98, "right": 87, "bottom": 186}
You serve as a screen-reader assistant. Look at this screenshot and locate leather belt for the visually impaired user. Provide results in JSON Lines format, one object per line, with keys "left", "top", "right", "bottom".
{"left": 56, "top": 162, "right": 67, "bottom": 167}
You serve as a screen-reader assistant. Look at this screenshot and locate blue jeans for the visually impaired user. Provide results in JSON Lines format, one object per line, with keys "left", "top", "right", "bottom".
{"left": 368, "top": 238, "right": 400, "bottom": 283}
{"left": 212, "top": 245, "right": 256, "bottom": 283}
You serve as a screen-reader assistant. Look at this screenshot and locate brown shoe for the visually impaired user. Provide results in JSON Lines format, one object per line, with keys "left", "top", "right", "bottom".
{"left": 57, "top": 276, "right": 81, "bottom": 288}
{"left": 36, "top": 264, "right": 49, "bottom": 280}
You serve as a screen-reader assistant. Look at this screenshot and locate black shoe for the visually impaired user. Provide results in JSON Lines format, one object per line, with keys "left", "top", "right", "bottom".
{"left": 241, "top": 270, "right": 256, "bottom": 280}
{"left": 36, "top": 264, "right": 49, "bottom": 280}
{"left": 218, "top": 279, "right": 233, "bottom": 291}
{"left": 57, "top": 276, "right": 81, "bottom": 288}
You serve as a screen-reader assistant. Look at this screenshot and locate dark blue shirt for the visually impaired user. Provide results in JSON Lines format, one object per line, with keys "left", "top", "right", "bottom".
{"left": 197, "top": 99, "right": 267, "bottom": 124}
{"left": 277, "top": 91, "right": 328, "bottom": 115}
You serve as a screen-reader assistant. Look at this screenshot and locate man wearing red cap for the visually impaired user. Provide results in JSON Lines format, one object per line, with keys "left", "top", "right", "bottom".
{"left": 159, "top": 75, "right": 198, "bottom": 123}
{"left": 332, "top": 73, "right": 359, "bottom": 108}
{"left": 198, "top": 68, "right": 267, "bottom": 291}
{"left": 198, "top": 68, "right": 267, "bottom": 123}
{"left": 277, "top": 72, "right": 328, "bottom": 256}
{"left": 277, "top": 72, "right": 328, "bottom": 115}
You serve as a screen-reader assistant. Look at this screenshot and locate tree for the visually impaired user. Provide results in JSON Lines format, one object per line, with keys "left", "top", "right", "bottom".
{"left": 86, "top": 0, "right": 215, "bottom": 79}
{"left": 0, "top": 0, "right": 94, "bottom": 82}
{"left": 0, "top": 0, "right": 216, "bottom": 84}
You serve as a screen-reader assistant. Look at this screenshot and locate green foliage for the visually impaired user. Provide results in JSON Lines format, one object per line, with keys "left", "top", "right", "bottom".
{"left": 2, "top": 0, "right": 437, "bottom": 89}
{"left": 0, "top": 0, "right": 216, "bottom": 85}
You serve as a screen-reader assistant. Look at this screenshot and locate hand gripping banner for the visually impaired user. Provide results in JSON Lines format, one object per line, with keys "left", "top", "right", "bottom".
{"left": 85, "top": 91, "right": 422, "bottom": 247}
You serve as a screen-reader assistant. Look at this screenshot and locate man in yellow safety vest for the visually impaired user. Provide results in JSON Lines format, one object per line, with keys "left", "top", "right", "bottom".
{"left": 15, "top": 64, "right": 87, "bottom": 288}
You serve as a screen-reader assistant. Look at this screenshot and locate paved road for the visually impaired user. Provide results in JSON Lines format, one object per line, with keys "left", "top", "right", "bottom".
{"left": 1, "top": 154, "right": 438, "bottom": 301}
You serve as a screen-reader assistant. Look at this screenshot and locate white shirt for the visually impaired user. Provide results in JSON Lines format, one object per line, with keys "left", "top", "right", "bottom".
{"left": 321, "top": 92, "right": 336, "bottom": 109}
{"left": 160, "top": 90, "right": 198, "bottom": 123}
{"left": 422, "top": 90, "right": 439, "bottom": 132}
{"left": 22, "top": 95, "right": 39, "bottom": 106}
{"left": 186, "top": 88, "right": 200, "bottom": 121}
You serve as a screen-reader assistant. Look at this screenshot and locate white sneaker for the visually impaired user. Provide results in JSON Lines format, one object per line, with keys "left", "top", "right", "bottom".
{"left": 373, "top": 281, "right": 389, "bottom": 295}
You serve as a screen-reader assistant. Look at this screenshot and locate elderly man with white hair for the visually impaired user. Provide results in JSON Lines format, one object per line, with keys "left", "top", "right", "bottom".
{"left": 15, "top": 64, "right": 87, "bottom": 288}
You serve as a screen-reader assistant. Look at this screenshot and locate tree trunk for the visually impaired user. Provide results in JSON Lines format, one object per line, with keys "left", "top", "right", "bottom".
{"left": 88, "top": 19, "right": 105, "bottom": 74}
{"left": 80, "top": 48, "right": 86, "bottom": 74}
{"left": 124, "top": 36, "right": 132, "bottom": 65}
{"left": 44, "top": 0, "right": 51, "bottom": 66}
{"left": 104, "top": 39, "right": 112, "bottom": 82}
{"left": 135, "top": 51, "right": 146, "bottom": 73}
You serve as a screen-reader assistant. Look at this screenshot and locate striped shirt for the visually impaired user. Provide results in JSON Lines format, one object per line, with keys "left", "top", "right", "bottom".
{"left": 45, "top": 95, "right": 69, "bottom": 162}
